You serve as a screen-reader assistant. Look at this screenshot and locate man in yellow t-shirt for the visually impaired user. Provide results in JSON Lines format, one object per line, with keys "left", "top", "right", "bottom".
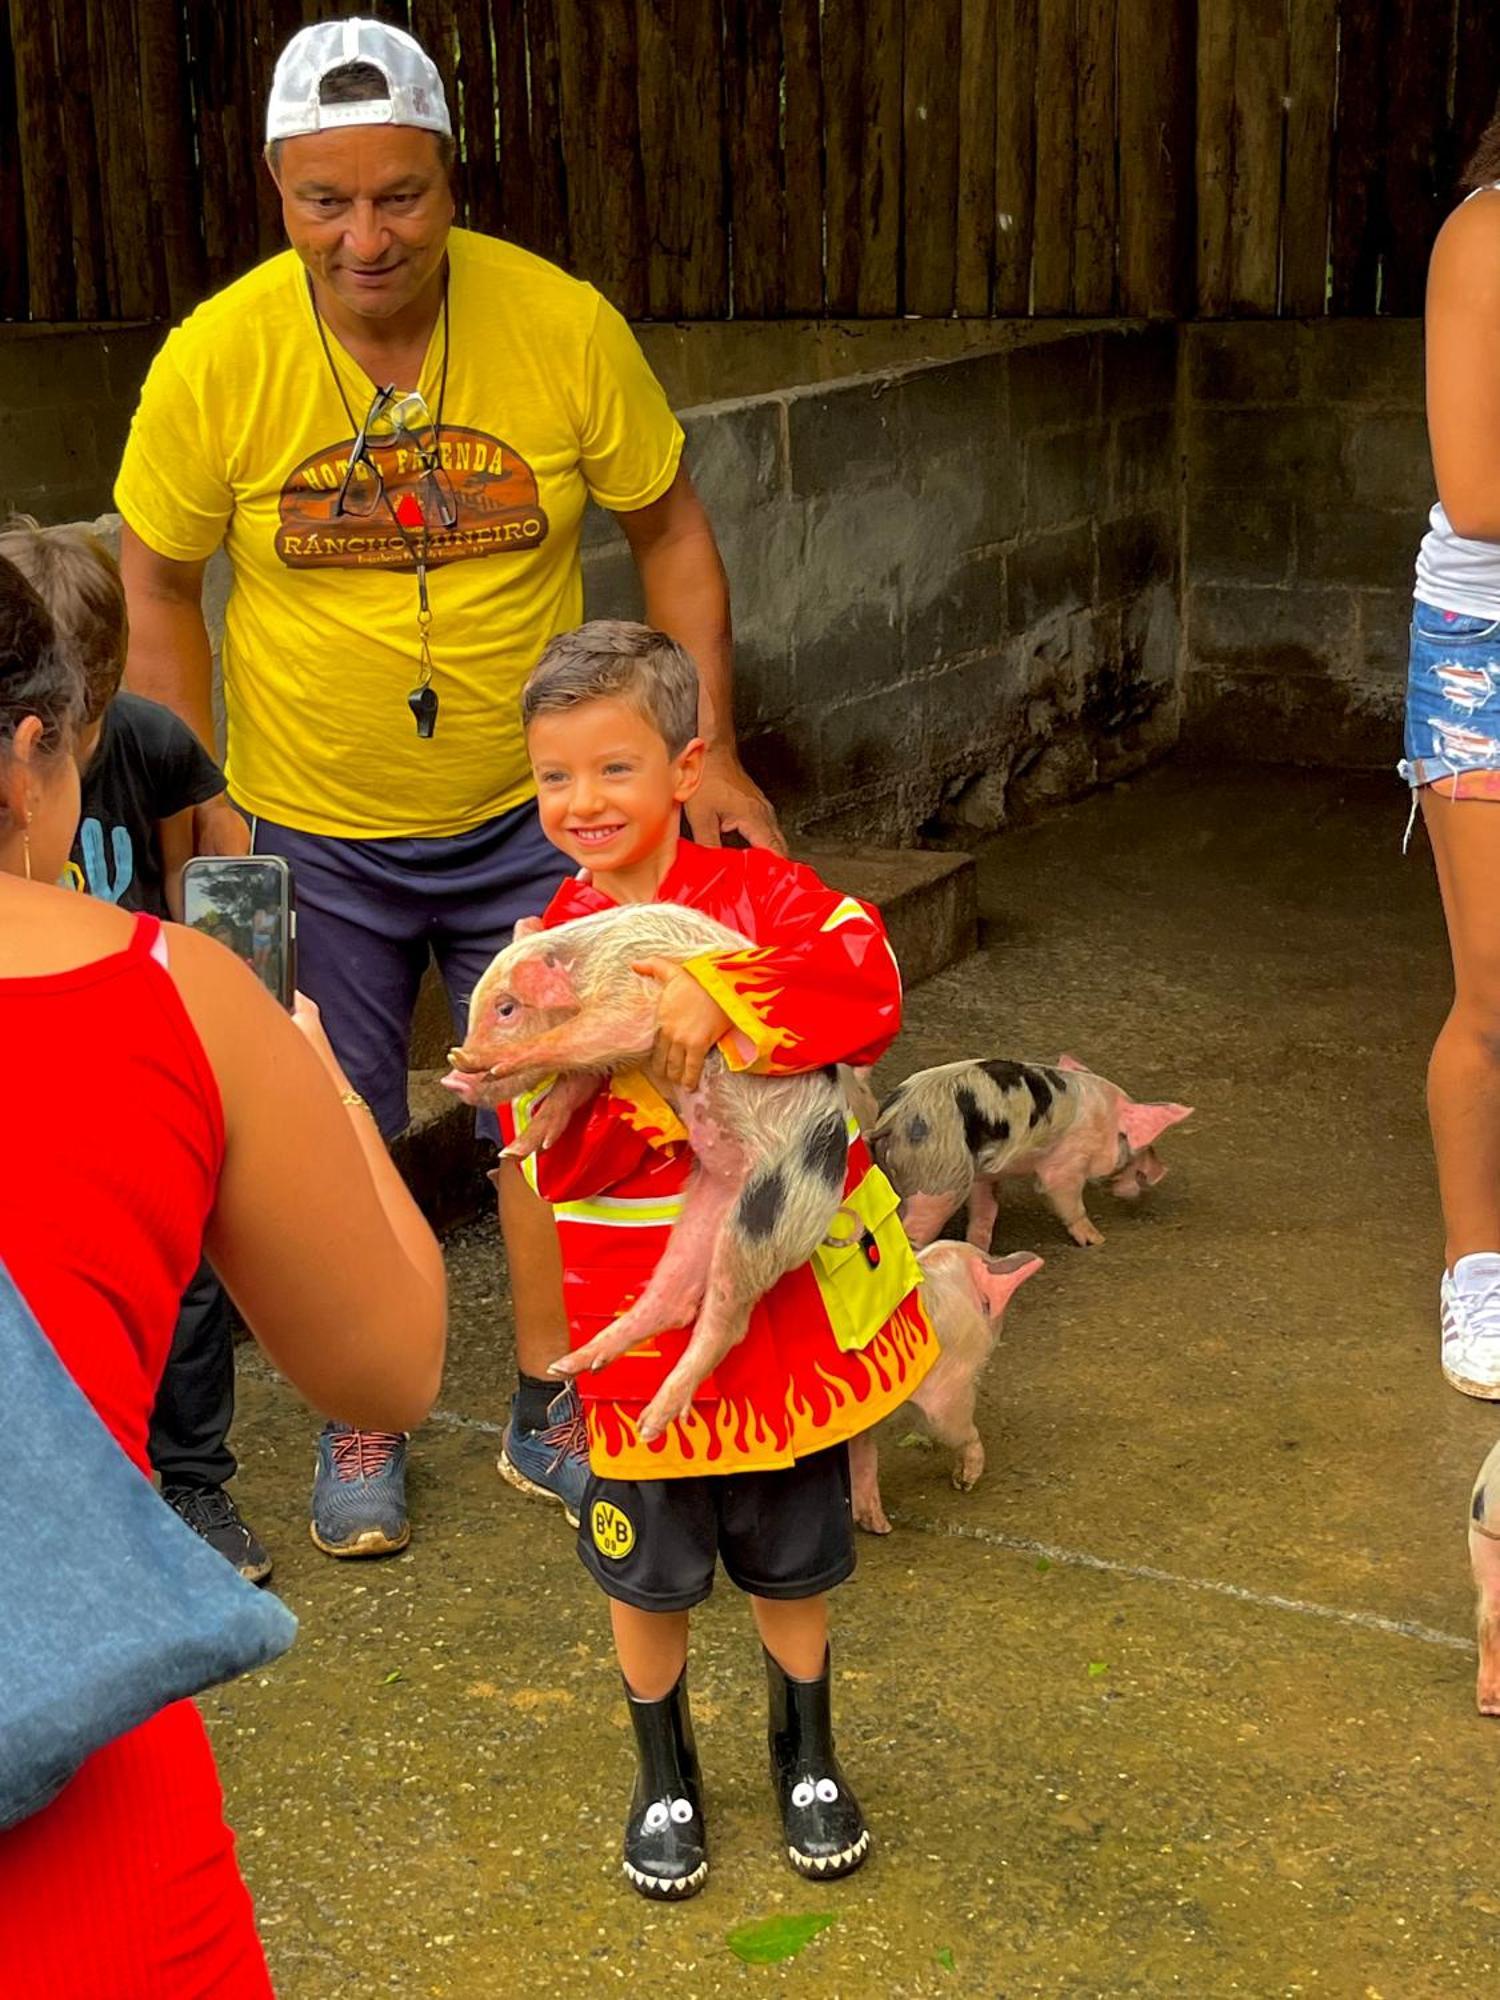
{"left": 115, "top": 17, "right": 780, "bottom": 1562}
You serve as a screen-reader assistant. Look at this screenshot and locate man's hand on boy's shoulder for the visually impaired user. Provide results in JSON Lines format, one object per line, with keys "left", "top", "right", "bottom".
{"left": 633, "top": 958, "right": 734, "bottom": 1092}
{"left": 192, "top": 795, "right": 251, "bottom": 856}
{"left": 687, "top": 747, "right": 786, "bottom": 855}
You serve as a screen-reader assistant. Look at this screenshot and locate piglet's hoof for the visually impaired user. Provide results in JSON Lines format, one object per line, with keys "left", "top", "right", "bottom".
{"left": 1067, "top": 1219, "right": 1105, "bottom": 1248}
{"left": 853, "top": 1502, "right": 893, "bottom": 1537}
{"left": 951, "top": 1441, "right": 985, "bottom": 1492}
{"left": 638, "top": 1376, "right": 697, "bottom": 1444}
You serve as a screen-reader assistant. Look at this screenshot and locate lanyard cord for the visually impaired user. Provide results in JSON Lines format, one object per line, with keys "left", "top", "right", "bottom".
{"left": 307, "top": 266, "right": 451, "bottom": 568}
{"left": 307, "top": 269, "right": 452, "bottom": 728}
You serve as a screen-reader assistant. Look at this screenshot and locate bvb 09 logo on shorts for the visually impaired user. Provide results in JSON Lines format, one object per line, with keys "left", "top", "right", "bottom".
{"left": 591, "top": 1499, "right": 636, "bottom": 1560}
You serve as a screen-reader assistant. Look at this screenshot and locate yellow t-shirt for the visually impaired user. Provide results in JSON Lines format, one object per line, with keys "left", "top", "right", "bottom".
{"left": 114, "top": 231, "right": 684, "bottom": 838}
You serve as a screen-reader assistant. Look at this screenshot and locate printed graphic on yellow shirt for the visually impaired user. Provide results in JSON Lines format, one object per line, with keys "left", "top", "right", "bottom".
{"left": 275, "top": 425, "right": 549, "bottom": 571}
{"left": 591, "top": 1498, "right": 636, "bottom": 1560}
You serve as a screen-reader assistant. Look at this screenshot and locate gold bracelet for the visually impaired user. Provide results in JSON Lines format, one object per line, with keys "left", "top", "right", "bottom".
{"left": 340, "top": 1088, "right": 371, "bottom": 1113}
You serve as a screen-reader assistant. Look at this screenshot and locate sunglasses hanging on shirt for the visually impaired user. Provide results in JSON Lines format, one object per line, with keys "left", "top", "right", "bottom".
{"left": 311, "top": 274, "right": 455, "bottom": 738}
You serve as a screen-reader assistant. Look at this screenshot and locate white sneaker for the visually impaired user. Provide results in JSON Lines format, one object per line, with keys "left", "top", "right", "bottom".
{"left": 1441, "top": 1254, "right": 1500, "bottom": 1398}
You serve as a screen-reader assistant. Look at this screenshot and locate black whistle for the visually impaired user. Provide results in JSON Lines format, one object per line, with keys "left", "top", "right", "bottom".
{"left": 408, "top": 685, "right": 439, "bottom": 738}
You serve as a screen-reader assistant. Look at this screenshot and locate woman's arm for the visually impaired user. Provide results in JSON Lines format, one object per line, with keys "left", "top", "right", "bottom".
{"left": 168, "top": 925, "right": 446, "bottom": 1432}
{"left": 1427, "top": 193, "right": 1500, "bottom": 541}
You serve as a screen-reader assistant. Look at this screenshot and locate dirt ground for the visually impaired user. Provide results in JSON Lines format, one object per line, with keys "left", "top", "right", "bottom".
{"left": 211, "top": 762, "right": 1500, "bottom": 1999}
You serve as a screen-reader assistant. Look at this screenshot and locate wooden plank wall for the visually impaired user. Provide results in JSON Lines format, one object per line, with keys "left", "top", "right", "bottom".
{"left": 1, "top": 0, "right": 1498, "bottom": 324}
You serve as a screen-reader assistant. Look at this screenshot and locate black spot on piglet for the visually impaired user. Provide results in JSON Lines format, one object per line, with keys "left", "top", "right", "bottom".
{"left": 736, "top": 1168, "right": 787, "bottom": 1241}
{"left": 906, "top": 1115, "right": 930, "bottom": 1145}
{"left": 801, "top": 1109, "right": 849, "bottom": 1189}
{"left": 1022, "top": 1068, "right": 1055, "bottom": 1126}
{"left": 979, "top": 1059, "right": 1027, "bottom": 1092}
{"left": 956, "top": 1085, "right": 1010, "bottom": 1157}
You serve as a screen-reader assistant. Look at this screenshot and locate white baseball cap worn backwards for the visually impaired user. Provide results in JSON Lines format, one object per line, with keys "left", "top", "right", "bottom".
{"left": 265, "top": 17, "right": 452, "bottom": 144}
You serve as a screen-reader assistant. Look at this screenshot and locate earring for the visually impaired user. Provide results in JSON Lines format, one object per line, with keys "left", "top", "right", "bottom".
{"left": 21, "top": 812, "right": 32, "bottom": 883}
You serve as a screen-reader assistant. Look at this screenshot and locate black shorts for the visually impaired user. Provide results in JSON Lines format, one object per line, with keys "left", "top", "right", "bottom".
{"left": 577, "top": 1443, "right": 856, "bottom": 1612}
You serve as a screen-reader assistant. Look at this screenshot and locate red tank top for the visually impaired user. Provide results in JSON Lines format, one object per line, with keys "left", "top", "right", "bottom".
{"left": 0, "top": 914, "right": 269, "bottom": 1997}
{"left": 0, "top": 912, "right": 223, "bottom": 1471}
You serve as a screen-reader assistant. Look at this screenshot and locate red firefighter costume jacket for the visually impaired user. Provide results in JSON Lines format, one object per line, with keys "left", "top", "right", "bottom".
{"left": 511, "top": 840, "right": 938, "bottom": 1479}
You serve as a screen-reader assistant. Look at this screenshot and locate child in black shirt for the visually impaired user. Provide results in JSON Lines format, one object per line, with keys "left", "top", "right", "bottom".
{"left": 0, "top": 516, "right": 271, "bottom": 1582}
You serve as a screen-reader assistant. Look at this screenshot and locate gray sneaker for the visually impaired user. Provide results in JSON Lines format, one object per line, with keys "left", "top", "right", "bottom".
{"left": 498, "top": 1385, "right": 589, "bottom": 1528}
{"left": 310, "top": 1424, "right": 410, "bottom": 1558}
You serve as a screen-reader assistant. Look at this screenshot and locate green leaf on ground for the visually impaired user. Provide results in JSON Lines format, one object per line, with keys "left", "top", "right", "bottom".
{"left": 936, "top": 1946, "right": 957, "bottom": 1972}
{"left": 381, "top": 1669, "right": 404, "bottom": 1685}
{"left": 726, "top": 1914, "right": 839, "bottom": 1964}
{"left": 1034, "top": 1556, "right": 1052, "bottom": 1573}
{"left": 1087, "top": 1661, "right": 1109, "bottom": 1678}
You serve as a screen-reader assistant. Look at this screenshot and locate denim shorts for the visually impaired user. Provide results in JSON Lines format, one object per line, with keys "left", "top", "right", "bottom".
{"left": 1401, "top": 601, "right": 1500, "bottom": 790}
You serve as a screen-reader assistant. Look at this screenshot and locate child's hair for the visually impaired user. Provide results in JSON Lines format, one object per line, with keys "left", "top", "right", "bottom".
{"left": 0, "top": 556, "right": 84, "bottom": 824}
{"left": 521, "top": 620, "right": 700, "bottom": 756}
{"left": 0, "top": 516, "right": 128, "bottom": 726}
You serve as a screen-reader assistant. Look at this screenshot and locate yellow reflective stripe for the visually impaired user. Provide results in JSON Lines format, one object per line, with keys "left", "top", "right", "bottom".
{"left": 509, "top": 1079, "right": 555, "bottom": 1195}
{"left": 512, "top": 1077, "right": 556, "bottom": 1132}
{"left": 553, "top": 1194, "right": 686, "bottom": 1226}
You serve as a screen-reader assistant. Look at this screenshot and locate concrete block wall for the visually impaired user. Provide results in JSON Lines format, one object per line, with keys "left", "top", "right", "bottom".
{"left": 583, "top": 324, "right": 1183, "bottom": 842}
{"left": 0, "top": 325, "right": 161, "bottom": 524}
{"left": 8, "top": 318, "right": 1183, "bottom": 841}
{"left": 1182, "top": 320, "right": 1428, "bottom": 767}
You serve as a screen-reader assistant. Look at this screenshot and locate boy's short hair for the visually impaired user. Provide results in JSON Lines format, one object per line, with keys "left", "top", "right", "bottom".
{"left": 522, "top": 620, "right": 700, "bottom": 756}
{"left": 0, "top": 516, "right": 128, "bottom": 726}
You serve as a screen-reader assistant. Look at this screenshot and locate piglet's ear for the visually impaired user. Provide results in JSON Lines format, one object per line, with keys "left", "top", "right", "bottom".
{"left": 1056, "top": 1053, "right": 1088, "bottom": 1073}
{"left": 510, "top": 951, "right": 577, "bottom": 1010}
{"left": 1120, "top": 1100, "right": 1193, "bottom": 1150}
{"left": 971, "top": 1249, "right": 1044, "bottom": 1314}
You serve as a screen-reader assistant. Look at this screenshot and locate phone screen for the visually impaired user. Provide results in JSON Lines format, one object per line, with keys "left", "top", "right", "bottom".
{"left": 182, "top": 858, "right": 295, "bottom": 1007}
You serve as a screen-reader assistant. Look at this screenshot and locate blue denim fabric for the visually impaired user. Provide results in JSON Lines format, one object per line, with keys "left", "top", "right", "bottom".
{"left": 1401, "top": 601, "right": 1500, "bottom": 788}
{"left": 0, "top": 1262, "right": 296, "bottom": 1831}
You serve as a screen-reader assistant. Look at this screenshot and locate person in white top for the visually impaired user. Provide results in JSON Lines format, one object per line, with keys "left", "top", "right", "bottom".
{"left": 1406, "top": 120, "right": 1500, "bottom": 1409}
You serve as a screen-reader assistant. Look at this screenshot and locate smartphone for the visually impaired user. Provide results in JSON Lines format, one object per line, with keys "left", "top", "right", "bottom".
{"left": 181, "top": 856, "right": 297, "bottom": 1008}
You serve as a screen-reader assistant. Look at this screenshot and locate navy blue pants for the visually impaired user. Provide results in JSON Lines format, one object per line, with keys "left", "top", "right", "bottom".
{"left": 251, "top": 801, "right": 570, "bottom": 1140}
{"left": 148, "top": 1261, "right": 235, "bottom": 1491}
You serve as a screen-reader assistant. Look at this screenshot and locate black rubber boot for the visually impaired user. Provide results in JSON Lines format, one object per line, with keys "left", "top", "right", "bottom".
{"left": 622, "top": 1671, "right": 708, "bottom": 1899}
{"left": 764, "top": 1647, "right": 870, "bottom": 1878}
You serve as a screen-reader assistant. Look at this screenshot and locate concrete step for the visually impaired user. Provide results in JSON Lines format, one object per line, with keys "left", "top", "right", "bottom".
{"left": 396, "top": 843, "right": 977, "bottom": 1225}
{"left": 793, "top": 841, "right": 977, "bottom": 990}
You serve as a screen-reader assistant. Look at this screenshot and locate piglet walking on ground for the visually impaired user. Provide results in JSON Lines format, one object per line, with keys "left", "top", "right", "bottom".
{"left": 849, "top": 1241, "right": 1041, "bottom": 1535}
{"left": 871, "top": 1055, "right": 1192, "bottom": 1251}
{"left": 444, "top": 903, "right": 852, "bottom": 1443}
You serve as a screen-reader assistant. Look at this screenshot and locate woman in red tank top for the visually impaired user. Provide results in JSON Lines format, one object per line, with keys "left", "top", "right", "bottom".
{"left": 0, "top": 564, "right": 447, "bottom": 1996}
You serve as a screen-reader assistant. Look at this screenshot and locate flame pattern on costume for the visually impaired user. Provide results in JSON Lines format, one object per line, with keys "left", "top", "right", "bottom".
{"left": 508, "top": 841, "right": 936, "bottom": 1479}
{"left": 588, "top": 1299, "right": 934, "bottom": 1479}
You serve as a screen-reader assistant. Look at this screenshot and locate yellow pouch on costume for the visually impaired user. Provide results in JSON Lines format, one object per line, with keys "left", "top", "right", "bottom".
{"left": 811, "top": 1165, "right": 923, "bottom": 1352}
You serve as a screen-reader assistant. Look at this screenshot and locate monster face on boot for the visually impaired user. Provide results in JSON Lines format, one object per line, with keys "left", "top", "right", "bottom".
{"left": 623, "top": 1672, "right": 708, "bottom": 1899}
{"left": 764, "top": 1648, "right": 869, "bottom": 1879}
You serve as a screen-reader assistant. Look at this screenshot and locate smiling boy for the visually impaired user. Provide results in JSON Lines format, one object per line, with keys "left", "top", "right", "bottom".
{"left": 508, "top": 620, "right": 938, "bottom": 1899}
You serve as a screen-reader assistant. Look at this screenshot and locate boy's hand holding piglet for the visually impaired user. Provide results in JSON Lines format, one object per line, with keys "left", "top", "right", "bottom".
{"left": 631, "top": 957, "right": 733, "bottom": 1092}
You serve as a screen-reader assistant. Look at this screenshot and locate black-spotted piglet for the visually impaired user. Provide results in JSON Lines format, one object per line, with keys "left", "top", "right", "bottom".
{"left": 871, "top": 1055, "right": 1191, "bottom": 1250}
{"left": 444, "top": 903, "right": 852, "bottom": 1443}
